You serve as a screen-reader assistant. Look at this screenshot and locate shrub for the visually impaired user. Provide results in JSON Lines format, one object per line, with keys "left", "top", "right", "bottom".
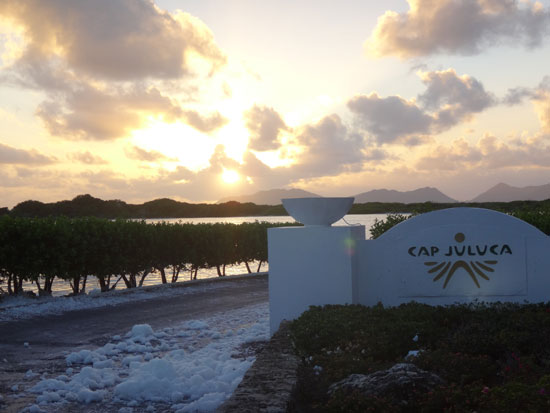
{"left": 289, "top": 302, "right": 550, "bottom": 412}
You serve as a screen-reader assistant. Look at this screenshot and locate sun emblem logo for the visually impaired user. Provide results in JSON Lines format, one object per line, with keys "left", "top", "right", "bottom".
{"left": 424, "top": 232, "right": 497, "bottom": 289}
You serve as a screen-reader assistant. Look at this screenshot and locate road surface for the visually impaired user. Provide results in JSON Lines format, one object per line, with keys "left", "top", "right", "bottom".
{"left": 0, "top": 274, "right": 268, "bottom": 412}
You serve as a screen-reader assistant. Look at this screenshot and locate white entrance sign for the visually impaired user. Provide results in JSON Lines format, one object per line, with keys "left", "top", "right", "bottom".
{"left": 268, "top": 207, "right": 550, "bottom": 334}
{"left": 357, "top": 208, "right": 549, "bottom": 306}
{"left": 395, "top": 225, "right": 525, "bottom": 297}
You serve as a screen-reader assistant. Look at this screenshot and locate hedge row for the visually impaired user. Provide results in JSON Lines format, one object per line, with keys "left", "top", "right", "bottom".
{"left": 0, "top": 216, "right": 297, "bottom": 296}
{"left": 369, "top": 208, "right": 550, "bottom": 240}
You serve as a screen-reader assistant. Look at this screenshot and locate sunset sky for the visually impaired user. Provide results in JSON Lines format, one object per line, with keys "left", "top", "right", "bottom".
{"left": 1, "top": 0, "right": 549, "bottom": 207}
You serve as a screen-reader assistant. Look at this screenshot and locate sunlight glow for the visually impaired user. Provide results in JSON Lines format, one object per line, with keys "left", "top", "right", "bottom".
{"left": 0, "top": 19, "right": 26, "bottom": 67}
{"left": 221, "top": 168, "right": 240, "bottom": 184}
{"left": 131, "top": 119, "right": 216, "bottom": 171}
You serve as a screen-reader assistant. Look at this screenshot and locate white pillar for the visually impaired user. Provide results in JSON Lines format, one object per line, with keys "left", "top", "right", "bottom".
{"left": 268, "top": 225, "right": 365, "bottom": 334}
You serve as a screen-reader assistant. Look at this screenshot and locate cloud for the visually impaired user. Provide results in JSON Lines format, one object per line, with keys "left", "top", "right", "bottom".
{"left": 105, "top": 115, "right": 375, "bottom": 200}
{"left": 503, "top": 76, "right": 550, "bottom": 131}
{"left": 125, "top": 145, "right": 177, "bottom": 162}
{"left": 292, "top": 114, "right": 367, "bottom": 176}
{"left": 67, "top": 151, "right": 108, "bottom": 165}
{"left": 182, "top": 110, "right": 228, "bottom": 133}
{"left": 502, "top": 86, "right": 536, "bottom": 106}
{"left": 97, "top": 145, "right": 244, "bottom": 201}
{"left": 0, "top": 142, "right": 56, "bottom": 164}
{"left": 35, "top": 85, "right": 183, "bottom": 140}
{"left": 239, "top": 108, "right": 376, "bottom": 185}
{"left": 415, "top": 138, "right": 484, "bottom": 171}
{"left": 0, "top": 0, "right": 225, "bottom": 81}
{"left": 503, "top": 76, "right": 550, "bottom": 104}
{"left": 416, "top": 133, "right": 550, "bottom": 172}
{"left": 348, "top": 69, "right": 494, "bottom": 144}
{"left": 418, "top": 69, "right": 496, "bottom": 129}
{"left": 33, "top": 83, "right": 227, "bottom": 140}
{"left": 244, "top": 105, "right": 289, "bottom": 151}
{"left": 0, "top": 0, "right": 227, "bottom": 140}
{"left": 418, "top": 69, "right": 495, "bottom": 112}
{"left": 534, "top": 89, "right": 550, "bottom": 132}
{"left": 366, "top": 0, "right": 550, "bottom": 58}
{"left": 165, "top": 114, "right": 373, "bottom": 197}
{"left": 348, "top": 93, "right": 433, "bottom": 145}
{"left": 364, "top": 148, "right": 396, "bottom": 162}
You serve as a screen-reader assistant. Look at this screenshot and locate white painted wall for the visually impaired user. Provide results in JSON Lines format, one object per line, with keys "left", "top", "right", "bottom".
{"left": 268, "top": 225, "right": 365, "bottom": 334}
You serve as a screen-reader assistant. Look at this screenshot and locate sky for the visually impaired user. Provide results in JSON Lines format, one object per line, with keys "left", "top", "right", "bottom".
{"left": 0, "top": 0, "right": 549, "bottom": 207}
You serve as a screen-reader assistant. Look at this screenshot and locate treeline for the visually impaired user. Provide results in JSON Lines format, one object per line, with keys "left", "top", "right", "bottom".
{"left": 5, "top": 194, "right": 286, "bottom": 218}
{"left": 349, "top": 199, "right": 550, "bottom": 214}
{"left": 5, "top": 193, "right": 550, "bottom": 219}
{"left": 0, "top": 217, "right": 298, "bottom": 296}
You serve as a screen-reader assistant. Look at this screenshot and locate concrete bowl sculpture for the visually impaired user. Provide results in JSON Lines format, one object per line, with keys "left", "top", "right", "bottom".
{"left": 282, "top": 197, "right": 355, "bottom": 226}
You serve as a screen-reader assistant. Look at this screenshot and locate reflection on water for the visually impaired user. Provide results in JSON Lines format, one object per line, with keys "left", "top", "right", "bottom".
{"left": 25, "top": 214, "right": 389, "bottom": 296}
{"left": 144, "top": 214, "right": 388, "bottom": 229}
{"left": 45, "top": 262, "right": 268, "bottom": 297}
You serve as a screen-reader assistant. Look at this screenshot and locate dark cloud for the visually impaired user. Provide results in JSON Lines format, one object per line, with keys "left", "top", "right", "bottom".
{"left": 182, "top": 110, "right": 228, "bottom": 134}
{"left": 418, "top": 69, "right": 495, "bottom": 112}
{"left": 367, "top": 0, "right": 550, "bottom": 58}
{"left": 348, "top": 93, "right": 433, "bottom": 144}
{"left": 348, "top": 69, "right": 495, "bottom": 144}
{"left": 502, "top": 86, "right": 536, "bottom": 105}
{"left": 125, "top": 146, "right": 177, "bottom": 162}
{"left": 67, "top": 151, "right": 108, "bottom": 165}
{"left": 0, "top": 142, "right": 56, "bottom": 165}
{"left": 244, "top": 105, "right": 289, "bottom": 151}
{"left": 365, "top": 148, "right": 396, "bottom": 162}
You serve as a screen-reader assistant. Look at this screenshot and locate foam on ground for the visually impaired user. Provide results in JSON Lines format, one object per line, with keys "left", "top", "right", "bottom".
{"left": 13, "top": 302, "right": 269, "bottom": 412}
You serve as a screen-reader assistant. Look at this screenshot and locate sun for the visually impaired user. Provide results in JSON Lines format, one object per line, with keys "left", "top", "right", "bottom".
{"left": 221, "top": 169, "right": 240, "bottom": 184}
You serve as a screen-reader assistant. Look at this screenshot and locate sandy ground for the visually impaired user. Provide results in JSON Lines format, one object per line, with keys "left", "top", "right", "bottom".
{"left": 0, "top": 275, "right": 268, "bottom": 412}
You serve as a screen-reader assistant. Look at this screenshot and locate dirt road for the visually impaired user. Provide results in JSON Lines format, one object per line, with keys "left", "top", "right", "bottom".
{"left": 0, "top": 274, "right": 268, "bottom": 412}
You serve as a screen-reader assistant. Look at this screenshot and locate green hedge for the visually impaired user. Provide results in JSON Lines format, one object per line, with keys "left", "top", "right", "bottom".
{"left": 0, "top": 217, "right": 297, "bottom": 296}
{"left": 369, "top": 208, "right": 550, "bottom": 239}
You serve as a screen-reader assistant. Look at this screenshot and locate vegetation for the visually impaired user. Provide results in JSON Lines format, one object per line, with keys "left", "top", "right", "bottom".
{"left": 8, "top": 194, "right": 286, "bottom": 218}
{"left": 368, "top": 207, "right": 550, "bottom": 238}
{"left": 5, "top": 193, "right": 550, "bottom": 219}
{"left": 289, "top": 303, "right": 550, "bottom": 412}
{"left": 368, "top": 213, "right": 411, "bottom": 239}
{"left": 0, "top": 217, "right": 298, "bottom": 296}
{"left": 350, "top": 199, "right": 550, "bottom": 215}
{"left": 288, "top": 204, "right": 550, "bottom": 412}
{"left": 509, "top": 208, "right": 550, "bottom": 235}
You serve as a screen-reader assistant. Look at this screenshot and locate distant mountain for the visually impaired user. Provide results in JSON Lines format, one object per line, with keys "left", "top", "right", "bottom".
{"left": 471, "top": 183, "right": 550, "bottom": 202}
{"left": 354, "top": 187, "right": 457, "bottom": 204}
{"left": 218, "top": 188, "right": 320, "bottom": 205}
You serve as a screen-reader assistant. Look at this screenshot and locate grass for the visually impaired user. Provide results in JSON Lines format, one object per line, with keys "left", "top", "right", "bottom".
{"left": 288, "top": 302, "right": 550, "bottom": 412}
